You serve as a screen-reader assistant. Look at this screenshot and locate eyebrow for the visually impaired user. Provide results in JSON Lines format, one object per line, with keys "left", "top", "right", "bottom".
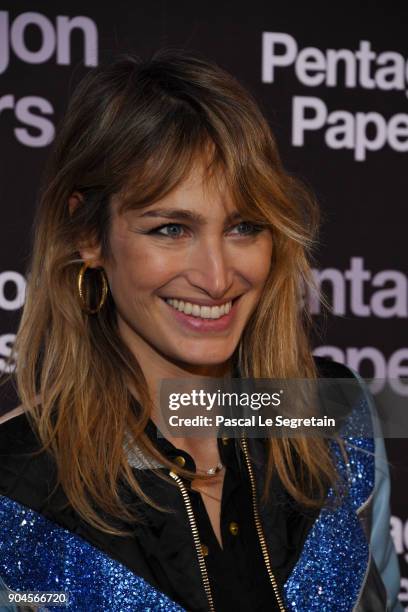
{"left": 138, "top": 208, "right": 244, "bottom": 224}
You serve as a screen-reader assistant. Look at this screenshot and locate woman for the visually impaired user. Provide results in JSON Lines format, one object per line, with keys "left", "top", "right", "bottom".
{"left": 0, "top": 49, "right": 402, "bottom": 611}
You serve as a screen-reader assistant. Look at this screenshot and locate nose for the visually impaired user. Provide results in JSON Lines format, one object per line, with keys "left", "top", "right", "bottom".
{"left": 185, "top": 235, "right": 234, "bottom": 298}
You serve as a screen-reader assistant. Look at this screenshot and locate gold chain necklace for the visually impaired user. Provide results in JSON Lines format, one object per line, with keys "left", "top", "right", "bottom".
{"left": 195, "top": 461, "right": 225, "bottom": 476}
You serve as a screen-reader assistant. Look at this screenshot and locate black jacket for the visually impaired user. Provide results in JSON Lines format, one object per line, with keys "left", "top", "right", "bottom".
{"left": 0, "top": 358, "right": 392, "bottom": 611}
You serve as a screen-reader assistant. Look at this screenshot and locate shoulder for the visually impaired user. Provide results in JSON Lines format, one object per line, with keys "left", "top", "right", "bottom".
{"left": 313, "top": 356, "right": 374, "bottom": 435}
{"left": 0, "top": 404, "right": 25, "bottom": 424}
{"left": 0, "top": 405, "right": 41, "bottom": 455}
{"left": 314, "top": 359, "right": 377, "bottom": 507}
{"left": 0, "top": 406, "right": 57, "bottom": 512}
{"left": 313, "top": 355, "right": 356, "bottom": 379}
{"left": 313, "top": 356, "right": 367, "bottom": 429}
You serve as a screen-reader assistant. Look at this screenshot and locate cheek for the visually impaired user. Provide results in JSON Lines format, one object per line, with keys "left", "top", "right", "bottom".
{"left": 242, "top": 236, "right": 273, "bottom": 286}
{"left": 106, "top": 234, "right": 179, "bottom": 297}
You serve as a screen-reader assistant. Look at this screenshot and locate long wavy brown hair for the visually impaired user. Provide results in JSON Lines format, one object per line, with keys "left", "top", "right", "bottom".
{"left": 3, "top": 48, "right": 340, "bottom": 535}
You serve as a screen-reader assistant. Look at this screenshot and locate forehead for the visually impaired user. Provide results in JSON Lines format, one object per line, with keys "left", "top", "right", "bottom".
{"left": 115, "top": 156, "right": 238, "bottom": 218}
{"left": 160, "top": 161, "right": 233, "bottom": 207}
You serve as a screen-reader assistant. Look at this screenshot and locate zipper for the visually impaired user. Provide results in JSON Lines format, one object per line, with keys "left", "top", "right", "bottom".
{"left": 240, "top": 435, "right": 286, "bottom": 612}
{"left": 169, "top": 470, "right": 215, "bottom": 612}
{"left": 169, "top": 437, "right": 286, "bottom": 612}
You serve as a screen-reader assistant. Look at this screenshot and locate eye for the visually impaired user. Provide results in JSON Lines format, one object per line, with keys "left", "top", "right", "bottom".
{"left": 147, "top": 221, "right": 263, "bottom": 239}
{"left": 151, "top": 223, "right": 187, "bottom": 238}
{"left": 230, "top": 222, "right": 263, "bottom": 236}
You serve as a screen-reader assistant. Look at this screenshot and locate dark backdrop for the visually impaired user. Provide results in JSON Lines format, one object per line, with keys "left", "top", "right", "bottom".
{"left": 0, "top": 2, "right": 407, "bottom": 604}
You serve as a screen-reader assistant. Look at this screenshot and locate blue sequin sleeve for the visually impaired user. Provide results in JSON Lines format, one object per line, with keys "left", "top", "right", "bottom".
{"left": 0, "top": 495, "right": 185, "bottom": 612}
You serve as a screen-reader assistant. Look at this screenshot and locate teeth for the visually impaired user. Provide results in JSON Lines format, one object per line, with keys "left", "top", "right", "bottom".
{"left": 165, "top": 298, "right": 233, "bottom": 319}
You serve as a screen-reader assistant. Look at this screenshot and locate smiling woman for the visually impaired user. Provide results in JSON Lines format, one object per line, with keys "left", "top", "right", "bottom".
{"left": 0, "top": 49, "right": 402, "bottom": 611}
{"left": 84, "top": 160, "right": 273, "bottom": 365}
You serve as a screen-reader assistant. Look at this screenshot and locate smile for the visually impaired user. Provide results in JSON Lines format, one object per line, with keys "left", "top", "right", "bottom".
{"left": 165, "top": 298, "right": 232, "bottom": 320}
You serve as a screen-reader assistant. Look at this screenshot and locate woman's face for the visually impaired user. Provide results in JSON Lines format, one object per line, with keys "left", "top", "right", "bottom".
{"left": 83, "top": 160, "right": 273, "bottom": 370}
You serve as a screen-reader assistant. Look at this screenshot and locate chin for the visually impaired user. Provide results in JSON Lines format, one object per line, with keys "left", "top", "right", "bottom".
{"left": 170, "top": 347, "right": 235, "bottom": 369}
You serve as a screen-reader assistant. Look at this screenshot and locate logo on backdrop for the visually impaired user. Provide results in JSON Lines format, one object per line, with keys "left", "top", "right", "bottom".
{"left": 391, "top": 515, "right": 408, "bottom": 607}
{"left": 309, "top": 257, "right": 408, "bottom": 395}
{"left": 0, "top": 271, "right": 25, "bottom": 373}
{"left": 0, "top": 10, "right": 98, "bottom": 147}
{"left": 262, "top": 32, "right": 408, "bottom": 160}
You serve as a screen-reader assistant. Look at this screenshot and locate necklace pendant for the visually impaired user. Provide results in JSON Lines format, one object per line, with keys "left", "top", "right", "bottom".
{"left": 206, "top": 462, "right": 224, "bottom": 475}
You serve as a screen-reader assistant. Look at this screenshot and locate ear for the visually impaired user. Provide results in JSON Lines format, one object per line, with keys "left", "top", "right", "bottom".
{"left": 68, "top": 191, "right": 83, "bottom": 217}
{"left": 68, "top": 191, "right": 104, "bottom": 267}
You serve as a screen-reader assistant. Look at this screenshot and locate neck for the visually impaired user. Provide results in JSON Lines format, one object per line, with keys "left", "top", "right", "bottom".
{"left": 119, "top": 318, "right": 233, "bottom": 467}
{"left": 119, "top": 315, "right": 232, "bottom": 391}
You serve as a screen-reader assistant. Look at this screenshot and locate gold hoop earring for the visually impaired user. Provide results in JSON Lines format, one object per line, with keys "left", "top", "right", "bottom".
{"left": 77, "top": 262, "right": 108, "bottom": 314}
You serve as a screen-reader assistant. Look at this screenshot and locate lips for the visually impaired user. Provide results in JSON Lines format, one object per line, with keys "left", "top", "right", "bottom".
{"left": 161, "top": 295, "right": 240, "bottom": 332}
{"left": 163, "top": 295, "right": 240, "bottom": 306}
{"left": 165, "top": 298, "right": 232, "bottom": 320}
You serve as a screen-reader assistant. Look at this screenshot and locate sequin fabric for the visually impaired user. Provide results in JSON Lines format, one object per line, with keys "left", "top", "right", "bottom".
{"left": 0, "top": 495, "right": 185, "bottom": 612}
{"left": 284, "top": 394, "right": 375, "bottom": 611}
{"left": 0, "top": 387, "right": 375, "bottom": 612}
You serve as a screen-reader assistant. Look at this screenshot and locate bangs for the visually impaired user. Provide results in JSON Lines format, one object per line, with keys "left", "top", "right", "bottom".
{"left": 104, "top": 60, "right": 314, "bottom": 245}
{"left": 116, "top": 119, "right": 225, "bottom": 215}
{"left": 113, "top": 106, "right": 273, "bottom": 225}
